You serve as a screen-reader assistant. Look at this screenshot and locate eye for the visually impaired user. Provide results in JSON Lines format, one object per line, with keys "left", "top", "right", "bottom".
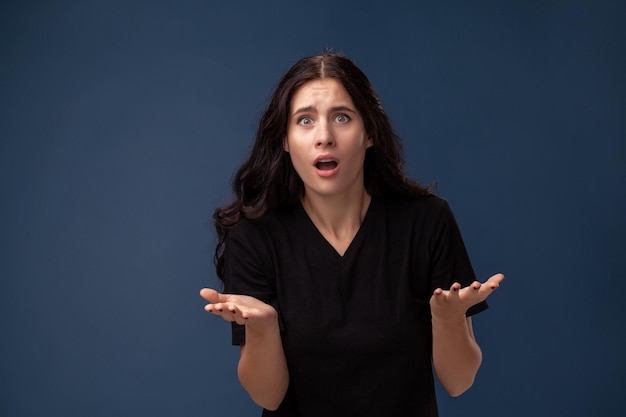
{"left": 335, "top": 113, "right": 351, "bottom": 124}
{"left": 297, "top": 116, "right": 313, "bottom": 126}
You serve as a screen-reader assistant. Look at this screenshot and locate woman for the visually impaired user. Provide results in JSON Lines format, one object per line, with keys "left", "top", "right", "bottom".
{"left": 200, "top": 52, "right": 504, "bottom": 416}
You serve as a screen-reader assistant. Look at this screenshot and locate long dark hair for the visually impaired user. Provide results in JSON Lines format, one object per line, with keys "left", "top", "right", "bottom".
{"left": 213, "top": 52, "right": 431, "bottom": 279}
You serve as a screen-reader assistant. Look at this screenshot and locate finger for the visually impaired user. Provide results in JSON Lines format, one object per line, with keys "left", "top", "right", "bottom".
{"left": 459, "top": 281, "right": 483, "bottom": 297}
{"left": 219, "top": 304, "right": 254, "bottom": 326}
{"left": 199, "top": 288, "right": 228, "bottom": 303}
{"left": 206, "top": 302, "right": 239, "bottom": 322}
{"left": 430, "top": 288, "right": 444, "bottom": 309}
{"left": 457, "top": 281, "right": 482, "bottom": 301}
{"left": 449, "top": 282, "right": 462, "bottom": 298}
{"left": 474, "top": 275, "right": 504, "bottom": 301}
{"left": 486, "top": 273, "right": 505, "bottom": 289}
{"left": 221, "top": 303, "right": 240, "bottom": 322}
{"left": 230, "top": 305, "right": 249, "bottom": 325}
{"left": 205, "top": 301, "right": 224, "bottom": 313}
{"left": 205, "top": 301, "right": 233, "bottom": 313}
{"left": 462, "top": 281, "right": 482, "bottom": 295}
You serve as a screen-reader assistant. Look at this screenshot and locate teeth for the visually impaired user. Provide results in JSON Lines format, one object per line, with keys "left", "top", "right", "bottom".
{"left": 318, "top": 159, "right": 333, "bottom": 162}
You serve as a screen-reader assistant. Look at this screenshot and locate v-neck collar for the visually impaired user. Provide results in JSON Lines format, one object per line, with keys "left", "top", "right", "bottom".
{"left": 297, "top": 197, "right": 377, "bottom": 260}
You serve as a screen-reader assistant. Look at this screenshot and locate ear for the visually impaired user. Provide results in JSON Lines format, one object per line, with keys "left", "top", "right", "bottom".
{"left": 366, "top": 136, "right": 373, "bottom": 148}
{"left": 283, "top": 137, "right": 290, "bottom": 152}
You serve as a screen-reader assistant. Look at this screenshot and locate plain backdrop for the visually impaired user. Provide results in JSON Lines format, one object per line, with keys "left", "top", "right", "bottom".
{"left": 1, "top": 1, "right": 624, "bottom": 416}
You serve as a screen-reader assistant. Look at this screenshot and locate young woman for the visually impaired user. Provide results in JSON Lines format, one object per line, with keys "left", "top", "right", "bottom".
{"left": 200, "top": 52, "right": 504, "bottom": 416}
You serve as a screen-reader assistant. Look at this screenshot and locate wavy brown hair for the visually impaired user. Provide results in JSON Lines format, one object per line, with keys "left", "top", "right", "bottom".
{"left": 213, "top": 52, "right": 431, "bottom": 279}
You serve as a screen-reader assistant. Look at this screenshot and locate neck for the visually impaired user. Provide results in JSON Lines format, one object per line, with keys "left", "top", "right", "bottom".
{"left": 301, "top": 187, "right": 371, "bottom": 241}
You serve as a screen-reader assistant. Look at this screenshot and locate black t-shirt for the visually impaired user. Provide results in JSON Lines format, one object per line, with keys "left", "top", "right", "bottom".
{"left": 224, "top": 196, "right": 486, "bottom": 417}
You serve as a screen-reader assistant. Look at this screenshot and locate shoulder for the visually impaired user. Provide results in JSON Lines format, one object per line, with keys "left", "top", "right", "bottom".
{"left": 223, "top": 215, "right": 280, "bottom": 277}
{"left": 375, "top": 195, "right": 461, "bottom": 242}
{"left": 227, "top": 206, "right": 298, "bottom": 243}
{"left": 226, "top": 215, "right": 273, "bottom": 251}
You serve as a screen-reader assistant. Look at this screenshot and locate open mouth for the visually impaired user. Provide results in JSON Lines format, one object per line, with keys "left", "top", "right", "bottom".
{"left": 315, "top": 159, "right": 338, "bottom": 170}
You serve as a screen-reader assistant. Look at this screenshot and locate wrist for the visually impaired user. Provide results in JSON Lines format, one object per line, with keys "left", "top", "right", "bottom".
{"left": 245, "top": 314, "right": 280, "bottom": 338}
{"left": 431, "top": 313, "right": 467, "bottom": 329}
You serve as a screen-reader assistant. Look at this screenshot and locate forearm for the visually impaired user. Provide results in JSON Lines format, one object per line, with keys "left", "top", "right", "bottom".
{"left": 238, "top": 321, "right": 289, "bottom": 410}
{"left": 432, "top": 316, "right": 482, "bottom": 397}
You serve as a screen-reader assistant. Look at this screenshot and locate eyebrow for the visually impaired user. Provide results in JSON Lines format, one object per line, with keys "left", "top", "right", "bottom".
{"left": 291, "top": 105, "right": 356, "bottom": 116}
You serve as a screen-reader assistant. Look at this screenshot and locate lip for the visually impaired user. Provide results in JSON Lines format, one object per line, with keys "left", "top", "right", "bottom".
{"left": 313, "top": 154, "right": 340, "bottom": 177}
{"left": 313, "top": 154, "right": 339, "bottom": 165}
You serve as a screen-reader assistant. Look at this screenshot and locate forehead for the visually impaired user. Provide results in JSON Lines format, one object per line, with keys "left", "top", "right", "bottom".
{"left": 290, "top": 78, "right": 354, "bottom": 109}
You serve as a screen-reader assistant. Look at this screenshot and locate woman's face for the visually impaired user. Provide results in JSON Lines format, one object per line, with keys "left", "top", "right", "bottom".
{"left": 285, "top": 78, "right": 373, "bottom": 200}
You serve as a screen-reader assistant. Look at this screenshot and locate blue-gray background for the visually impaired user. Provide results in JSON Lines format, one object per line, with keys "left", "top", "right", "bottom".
{"left": 2, "top": 1, "right": 624, "bottom": 416}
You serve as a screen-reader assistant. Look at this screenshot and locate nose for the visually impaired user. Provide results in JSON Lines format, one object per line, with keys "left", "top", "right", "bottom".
{"left": 315, "top": 122, "right": 335, "bottom": 148}
{"left": 316, "top": 138, "right": 335, "bottom": 147}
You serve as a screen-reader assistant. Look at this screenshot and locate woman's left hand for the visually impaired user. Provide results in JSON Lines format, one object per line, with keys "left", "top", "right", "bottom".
{"left": 430, "top": 273, "right": 504, "bottom": 323}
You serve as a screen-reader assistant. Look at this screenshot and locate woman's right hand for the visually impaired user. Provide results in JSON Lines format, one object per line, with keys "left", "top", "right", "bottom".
{"left": 201, "top": 288, "right": 288, "bottom": 410}
{"left": 199, "top": 288, "right": 278, "bottom": 330}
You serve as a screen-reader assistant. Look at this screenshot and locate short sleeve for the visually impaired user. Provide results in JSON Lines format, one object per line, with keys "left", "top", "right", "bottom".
{"left": 429, "top": 201, "right": 487, "bottom": 317}
{"left": 223, "top": 218, "right": 281, "bottom": 345}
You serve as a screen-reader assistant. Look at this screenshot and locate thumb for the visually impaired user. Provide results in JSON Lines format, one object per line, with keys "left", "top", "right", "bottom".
{"left": 199, "top": 288, "right": 228, "bottom": 303}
